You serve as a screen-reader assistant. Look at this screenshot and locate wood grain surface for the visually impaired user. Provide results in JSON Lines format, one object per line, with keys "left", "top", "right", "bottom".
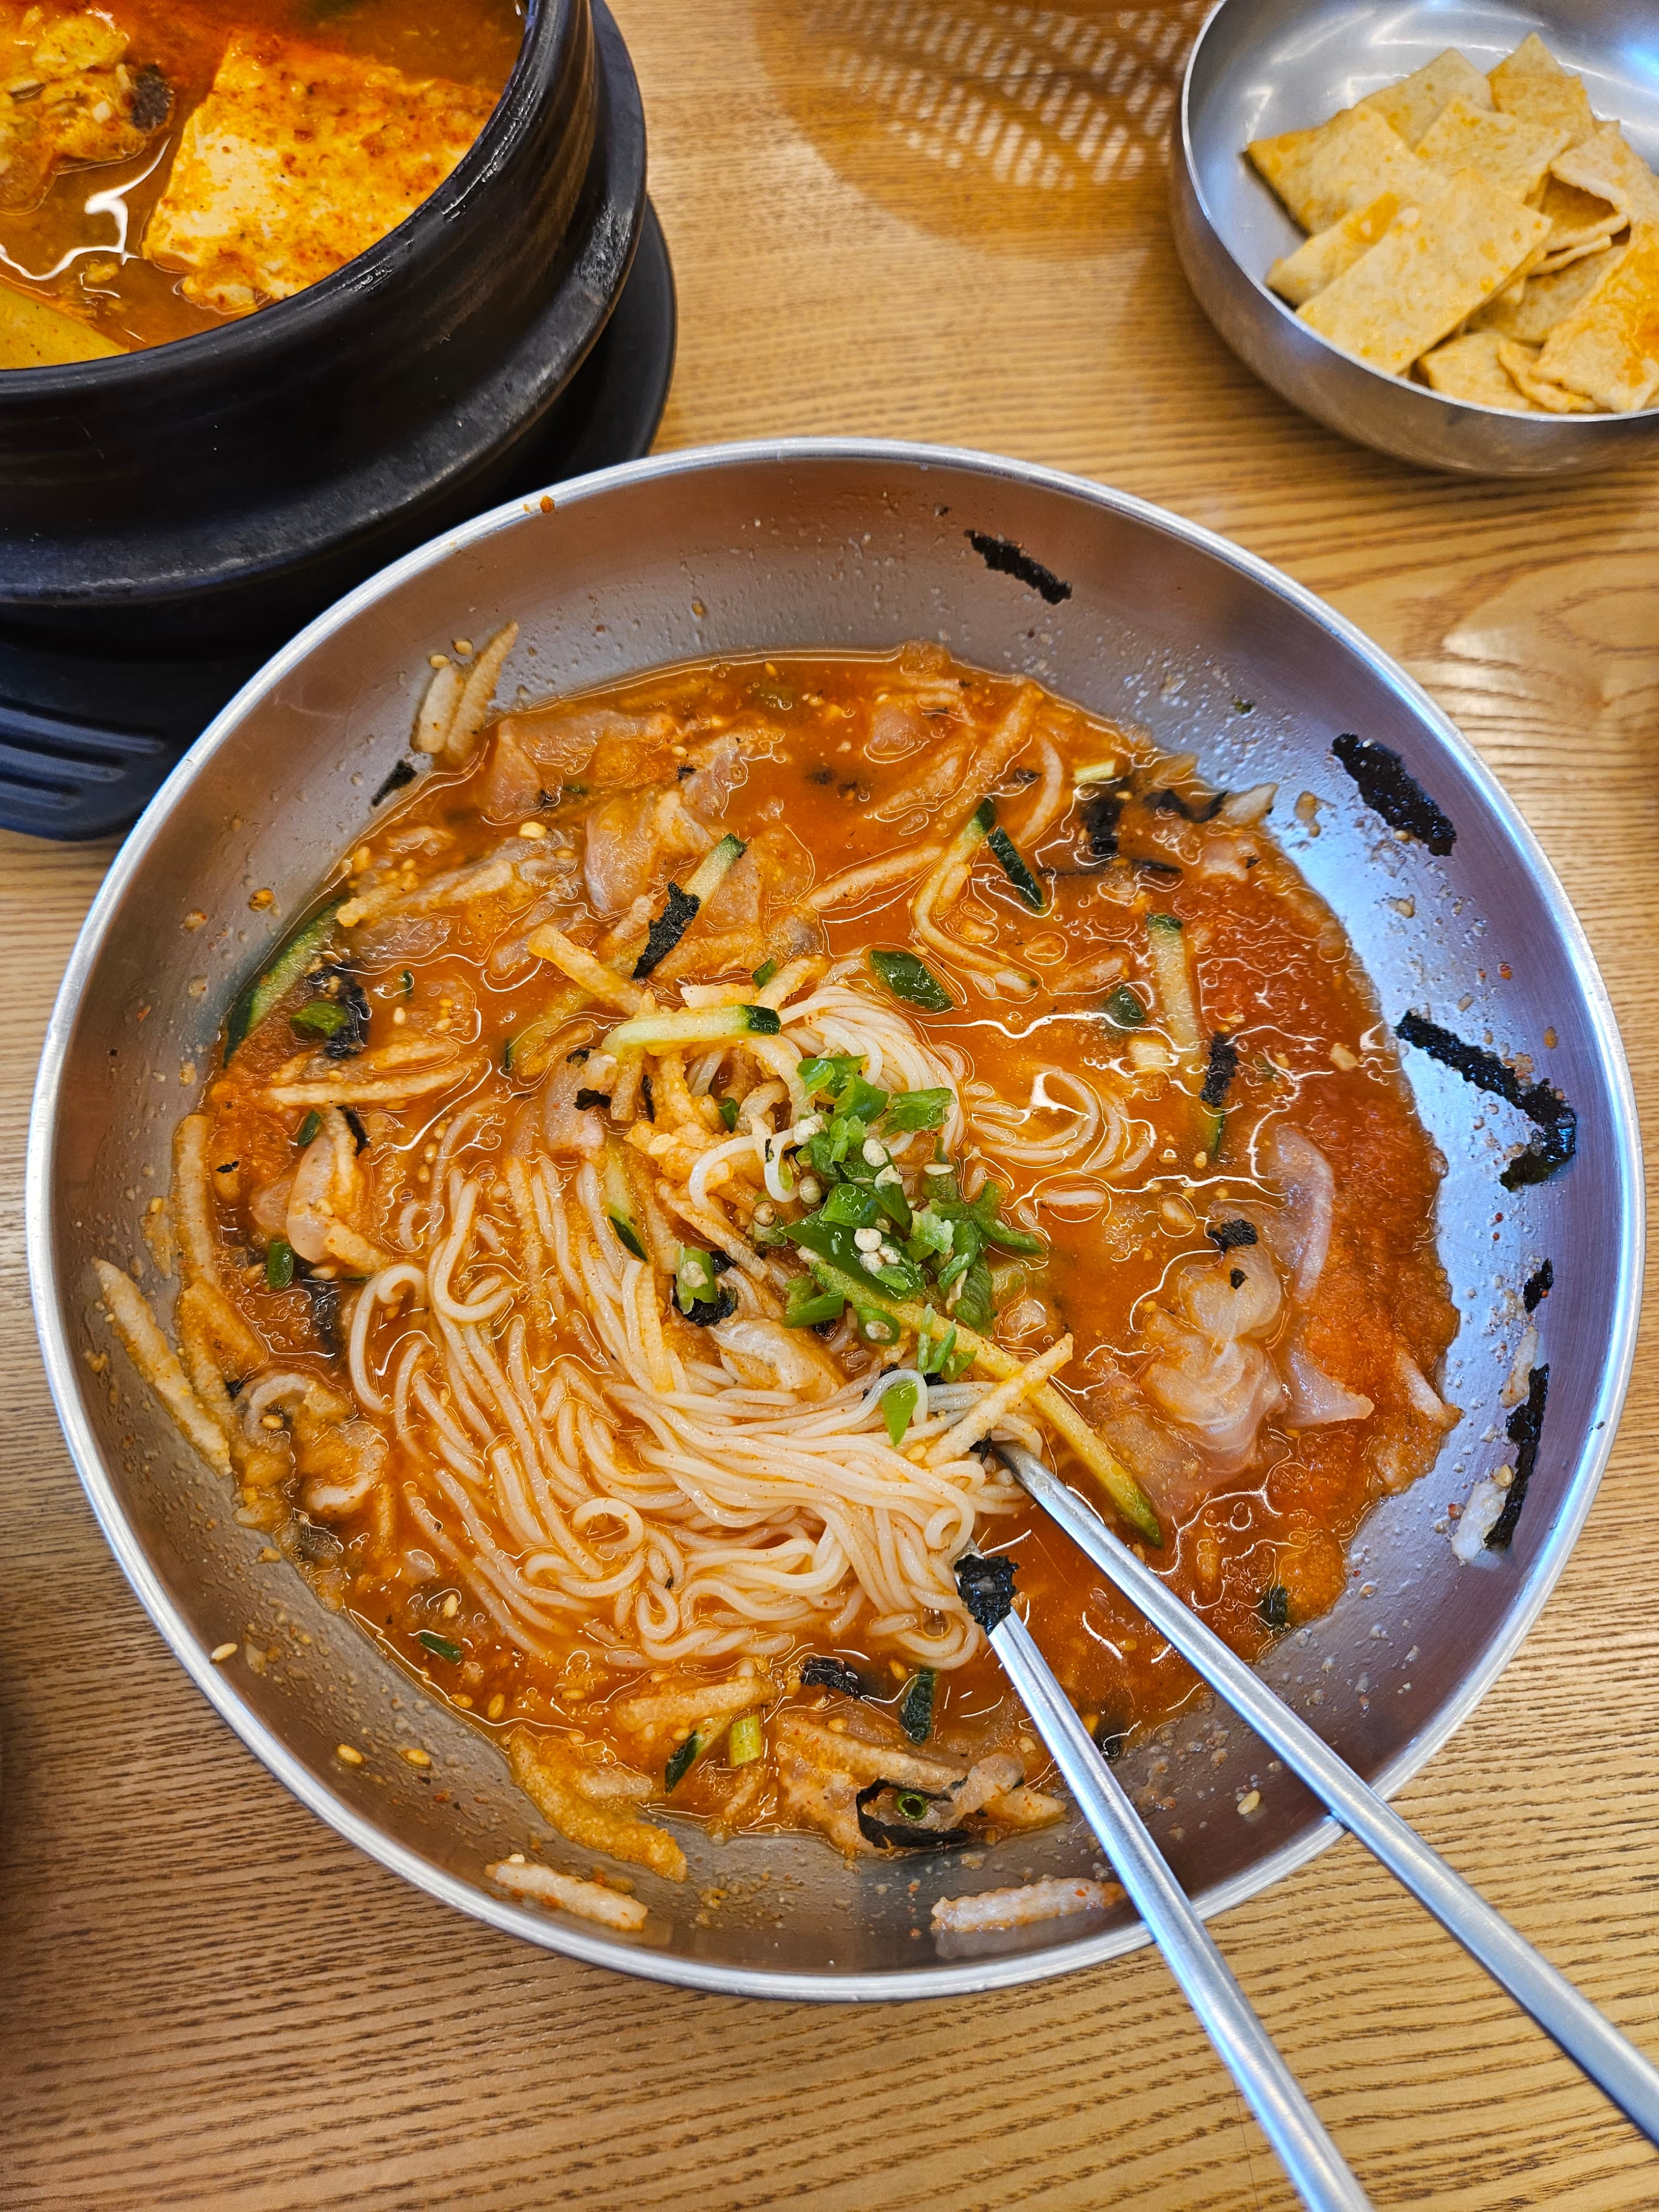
{"left": 7, "top": 4, "right": 1659, "bottom": 2205}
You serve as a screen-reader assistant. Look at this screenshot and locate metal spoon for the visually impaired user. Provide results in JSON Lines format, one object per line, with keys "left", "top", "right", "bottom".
{"left": 996, "top": 1441, "right": 1659, "bottom": 2148}
{"left": 955, "top": 1551, "right": 1371, "bottom": 2212}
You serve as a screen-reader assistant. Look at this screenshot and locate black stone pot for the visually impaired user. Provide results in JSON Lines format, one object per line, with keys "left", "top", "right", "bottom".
{"left": 0, "top": 0, "right": 674, "bottom": 838}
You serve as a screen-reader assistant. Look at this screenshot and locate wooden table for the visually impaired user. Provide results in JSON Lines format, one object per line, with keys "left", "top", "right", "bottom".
{"left": 7, "top": 4, "right": 1659, "bottom": 2204}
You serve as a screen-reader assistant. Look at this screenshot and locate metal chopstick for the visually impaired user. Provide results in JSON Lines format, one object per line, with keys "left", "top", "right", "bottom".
{"left": 997, "top": 1442, "right": 1659, "bottom": 2147}
{"left": 956, "top": 1553, "right": 1371, "bottom": 2212}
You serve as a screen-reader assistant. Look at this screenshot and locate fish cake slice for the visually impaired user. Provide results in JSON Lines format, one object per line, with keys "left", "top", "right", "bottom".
{"left": 1488, "top": 34, "right": 1597, "bottom": 149}
{"left": 1419, "top": 328, "right": 1538, "bottom": 410}
{"left": 1356, "top": 47, "right": 1491, "bottom": 148}
{"left": 1265, "top": 192, "right": 1402, "bottom": 307}
{"left": 1533, "top": 217, "right": 1659, "bottom": 411}
{"left": 1297, "top": 166, "right": 1550, "bottom": 375}
{"left": 1415, "top": 96, "right": 1569, "bottom": 208}
{"left": 1248, "top": 105, "right": 1442, "bottom": 236}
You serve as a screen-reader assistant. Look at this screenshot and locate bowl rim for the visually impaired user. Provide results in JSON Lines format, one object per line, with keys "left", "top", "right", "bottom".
{"left": 26, "top": 435, "right": 1645, "bottom": 2001}
{"left": 1178, "top": 0, "right": 1635, "bottom": 428}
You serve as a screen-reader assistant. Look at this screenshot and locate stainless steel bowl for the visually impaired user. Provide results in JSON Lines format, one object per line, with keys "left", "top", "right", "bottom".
{"left": 27, "top": 440, "right": 1641, "bottom": 1998}
{"left": 1172, "top": 0, "right": 1659, "bottom": 477}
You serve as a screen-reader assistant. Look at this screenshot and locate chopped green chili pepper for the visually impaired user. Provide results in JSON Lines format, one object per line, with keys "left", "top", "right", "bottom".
{"left": 986, "top": 821, "right": 1046, "bottom": 911}
{"left": 784, "top": 1275, "right": 844, "bottom": 1329}
{"left": 675, "top": 1246, "right": 721, "bottom": 1316}
{"left": 752, "top": 957, "right": 779, "bottom": 989}
{"left": 718, "top": 1095, "right": 740, "bottom": 1130}
{"left": 898, "top": 1667, "right": 937, "bottom": 1743}
{"left": 290, "top": 999, "right": 349, "bottom": 1040}
{"left": 295, "top": 1109, "right": 322, "bottom": 1147}
{"left": 882, "top": 1378, "right": 919, "bottom": 1447}
{"left": 894, "top": 1790, "right": 930, "bottom": 1823}
{"left": 886, "top": 1086, "right": 951, "bottom": 1130}
{"left": 665, "top": 1733, "right": 701, "bottom": 1791}
{"left": 416, "top": 1631, "right": 462, "bottom": 1663}
{"left": 868, "top": 948, "right": 953, "bottom": 1013}
{"left": 264, "top": 1238, "right": 295, "bottom": 1291}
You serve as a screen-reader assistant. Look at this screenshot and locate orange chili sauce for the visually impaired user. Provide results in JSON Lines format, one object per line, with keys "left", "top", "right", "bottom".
{"left": 203, "top": 648, "right": 1458, "bottom": 1823}
{"left": 0, "top": 0, "right": 521, "bottom": 352}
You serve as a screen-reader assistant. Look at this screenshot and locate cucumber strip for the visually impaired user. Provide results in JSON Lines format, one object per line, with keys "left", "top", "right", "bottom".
{"left": 986, "top": 822, "right": 1046, "bottom": 911}
{"left": 225, "top": 897, "right": 345, "bottom": 1058}
{"left": 800, "top": 1254, "right": 1162, "bottom": 1544}
{"left": 601, "top": 1141, "right": 647, "bottom": 1260}
{"left": 868, "top": 949, "right": 953, "bottom": 1012}
{"left": 682, "top": 831, "right": 746, "bottom": 904}
{"left": 607, "top": 1004, "right": 782, "bottom": 1050}
{"left": 629, "top": 837, "right": 748, "bottom": 983}
{"left": 1145, "top": 912, "right": 1201, "bottom": 1054}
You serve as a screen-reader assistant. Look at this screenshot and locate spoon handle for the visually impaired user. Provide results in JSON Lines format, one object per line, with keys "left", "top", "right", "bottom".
{"left": 1000, "top": 1443, "right": 1659, "bottom": 2147}
{"left": 990, "top": 1608, "right": 1371, "bottom": 2212}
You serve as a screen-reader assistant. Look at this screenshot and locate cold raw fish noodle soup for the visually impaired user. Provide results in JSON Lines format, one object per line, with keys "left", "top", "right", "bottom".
{"left": 96, "top": 639, "right": 1461, "bottom": 1914}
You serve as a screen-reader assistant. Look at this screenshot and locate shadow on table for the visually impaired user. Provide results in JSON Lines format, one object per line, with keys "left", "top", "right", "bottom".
{"left": 753, "top": 0, "right": 1209, "bottom": 257}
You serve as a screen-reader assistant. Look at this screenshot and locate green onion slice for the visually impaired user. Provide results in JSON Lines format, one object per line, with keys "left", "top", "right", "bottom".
{"left": 264, "top": 1238, "right": 295, "bottom": 1292}
{"left": 416, "top": 1631, "right": 462, "bottom": 1663}
{"left": 728, "top": 1712, "right": 763, "bottom": 1766}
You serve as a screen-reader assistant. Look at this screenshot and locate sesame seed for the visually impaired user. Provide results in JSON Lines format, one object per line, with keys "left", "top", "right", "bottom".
{"left": 336, "top": 1744, "right": 365, "bottom": 1766}
{"left": 487, "top": 1694, "right": 505, "bottom": 1720}
{"left": 400, "top": 1746, "right": 432, "bottom": 1768}
{"left": 453, "top": 638, "right": 473, "bottom": 657}
{"left": 1237, "top": 1790, "right": 1260, "bottom": 1815}
{"left": 517, "top": 821, "right": 547, "bottom": 840}
{"left": 210, "top": 1642, "right": 237, "bottom": 1663}
{"left": 429, "top": 653, "right": 450, "bottom": 670}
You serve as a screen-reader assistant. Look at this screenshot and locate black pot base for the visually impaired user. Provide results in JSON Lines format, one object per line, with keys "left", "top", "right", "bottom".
{"left": 0, "top": 200, "right": 675, "bottom": 842}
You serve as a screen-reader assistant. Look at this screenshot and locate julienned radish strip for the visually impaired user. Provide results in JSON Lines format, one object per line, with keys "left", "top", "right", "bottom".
{"left": 801, "top": 1254, "right": 1162, "bottom": 1545}
{"left": 526, "top": 924, "right": 648, "bottom": 1014}
{"left": 1146, "top": 910, "right": 1223, "bottom": 1159}
{"left": 1145, "top": 912, "right": 1201, "bottom": 1054}
{"left": 607, "top": 1004, "right": 782, "bottom": 1050}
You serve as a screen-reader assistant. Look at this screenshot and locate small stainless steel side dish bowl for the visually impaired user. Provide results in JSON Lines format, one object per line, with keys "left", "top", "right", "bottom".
{"left": 27, "top": 441, "right": 1641, "bottom": 1997}
{"left": 1172, "top": 0, "right": 1659, "bottom": 477}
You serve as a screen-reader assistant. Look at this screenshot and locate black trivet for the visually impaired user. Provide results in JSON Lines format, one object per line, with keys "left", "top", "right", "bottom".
{"left": 0, "top": 201, "right": 676, "bottom": 843}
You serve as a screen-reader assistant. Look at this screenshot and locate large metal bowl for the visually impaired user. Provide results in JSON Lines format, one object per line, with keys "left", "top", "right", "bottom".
{"left": 1172, "top": 0, "right": 1659, "bottom": 477}
{"left": 27, "top": 441, "right": 1641, "bottom": 1998}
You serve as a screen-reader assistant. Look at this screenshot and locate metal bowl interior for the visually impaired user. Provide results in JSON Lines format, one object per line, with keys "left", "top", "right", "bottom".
{"left": 1175, "top": 0, "right": 1659, "bottom": 477}
{"left": 27, "top": 440, "right": 1641, "bottom": 1999}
